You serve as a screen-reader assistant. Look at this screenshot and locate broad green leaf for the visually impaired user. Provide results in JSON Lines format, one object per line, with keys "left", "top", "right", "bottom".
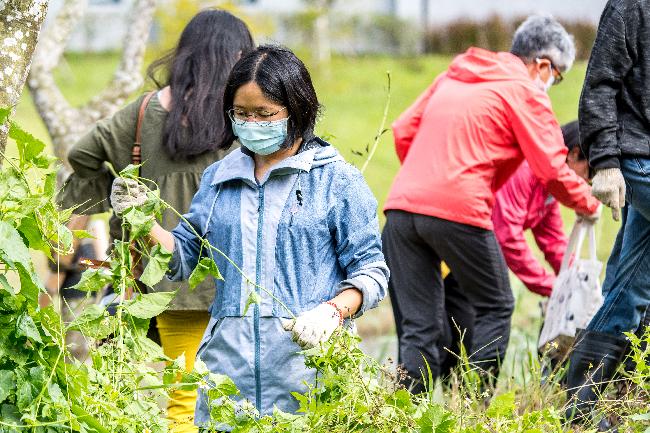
{"left": 0, "top": 274, "right": 14, "bottom": 295}
{"left": 0, "top": 220, "right": 32, "bottom": 269}
{"left": 72, "top": 229, "right": 95, "bottom": 239}
{"left": 122, "top": 207, "right": 155, "bottom": 239}
{"left": 189, "top": 257, "right": 223, "bottom": 290}
{"left": 417, "top": 405, "right": 455, "bottom": 433}
{"left": 242, "top": 290, "right": 261, "bottom": 316}
{"left": 140, "top": 244, "right": 172, "bottom": 287}
{"left": 1, "top": 403, "right": 20, "bottom": 424}
{"left": 57, "top": 224, "right": 73, "bottom": 253}
{"left": 0, "top": 107, "right": 9, "bottom": 124}
{"left": 0, "top": 370, "right": 15, "bottom": 403}
{"left": 631, "top": 412, "right": 650, "bottom": 421}
{"left": 18, "top": 216, "right": 52, "bottom": 259}
{"left": 68, "top": 304, "right": 114, "bottom": 340}
{"left": 16, "top": 313, "right": 42, "bottom": 344}
{"left": 123, "top": 291, "right": 176, "bottom": 319}
{"left": 206, "top": 372, "right": 239, "bottom": 398}
{"left": 120, "top": 163, "right": 143, "bottom": 178}
{"left": 9, "top": 121, "right": 46, "bottom": 163}
{"left": 72, "top": 268, "right": 112, "bottom": 293}
{"left": 486, "top": 390, "right": 516, "bottom": 419}
{"left": 16, "top": 379, "right": 34, "bottom": 410}
{"left": 18, "top": 264, "right": 43, "bottom": 303}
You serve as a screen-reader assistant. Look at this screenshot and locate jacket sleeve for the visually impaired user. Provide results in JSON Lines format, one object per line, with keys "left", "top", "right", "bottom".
{"left": 531, "top": 201, "right": 568, "bottom": 276}
{"left": 167, "top": 166, "right": 215, "bottom": 282}
{"left": 508, "top": 89, "right": 600, "bottom": 216}
{"left": 492, "top": 169, "right": 555, "bottom": 297}
{"left": 57, "top": 97, "right": 142, "bottom": 213}
{"left": 392, "top": 74, "right": 445, "bottom": 162}
{"left": 330, "top": 167, "right": 389, "bottom": 317}
{"left": 579, "top": 5, "right": 634, "bottom": 170}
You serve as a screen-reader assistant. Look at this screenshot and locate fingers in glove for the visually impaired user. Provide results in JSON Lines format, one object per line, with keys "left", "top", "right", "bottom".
{"left": 612, "top": 206, "right": 621, "bottom": 222}
{"left": 281, "top": 318, "right": 295, "bottom": 332}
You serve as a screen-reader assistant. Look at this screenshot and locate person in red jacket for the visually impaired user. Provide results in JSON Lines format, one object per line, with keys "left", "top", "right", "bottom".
{"left": 383, "top": 15, "right": 600, "bottom": 392}
{"left": 435, "top": 121, "right": 592, "bottom": 379}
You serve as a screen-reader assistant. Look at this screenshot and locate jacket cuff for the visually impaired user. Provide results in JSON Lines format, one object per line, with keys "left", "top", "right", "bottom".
{"left": 166, "top": 237, "right": 188, "bottom": 282}
{"left": 591, "top": 156, "right": 621, "bottom": 172}
{"left": 336, "top": 262, "right": 388, "bottom": 318}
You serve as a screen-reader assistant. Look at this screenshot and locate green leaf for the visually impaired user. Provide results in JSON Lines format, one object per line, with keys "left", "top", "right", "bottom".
{"left": 140, "top": 244, "right": 172, "bottom": 287}
{"left": 417, "top": 405, "right": 455, "bottom": 433}
{"left": 0, "top": 370, "right": 16, "bottom": 403}
{"left": 120, "top": 163, "right": 143, "bottom": 178}
{"left": 18, "top": 216, "right": 52, "bottom": 259}
{"left": 0, "top": 107, "right": 10, "bottom": 124}
{"left": 0, "top": 220, "right": 32, "bottom": 269}
{"left": 122, "top": 207, "right": 155, "bottom": 239}
{"left": 9, "top": 121, "right": 46, "bottom": 163}
{"left": 72, "top": 268, "right": 112, "bottom": 293}
{"left": 189, "top": 257, "right": 223, "bottom": 289}
{"left": 16, "top": 379, "right": 34, "bottom": 410}
{"left": 0, "top": 274, "right": 14, "bottom": 295}
{"left": 206, "top": 373, "right": 239, "bottom": 399}
{"left": 243, "top": 290, "right": 261, "bottom": 316}
{"left": 1, "top": 403, "right": 21, "bottom": 424}
{"left": 72, "top": 229, "right": 95, "bottom": 239}
{"left": 16, "top": 313, "right": 42, "bottom": 344}
{"left": 68, "top": 304, "right": 115, "bottom": 340}
{"left": 123, "top": 291, "right": 176, "bottom": 319}
{"left": 57, "top": 224, "right": 73, "bottom": 252}
{"left": 486, "top": 390, "right": 516, "bottom": 419}
{"left": 630, "top": 412, "right": 650, "bottom": 421}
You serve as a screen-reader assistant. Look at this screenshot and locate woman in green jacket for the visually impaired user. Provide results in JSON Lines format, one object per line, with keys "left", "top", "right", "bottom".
{"left": 57, "top": 9, "right": 254, "bottom": 433}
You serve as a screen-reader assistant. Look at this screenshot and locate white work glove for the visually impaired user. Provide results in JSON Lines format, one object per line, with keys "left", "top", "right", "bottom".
{"left": 281, "top": 303, "right": 342, "bottom": 349}
{"left": 110, "top": 178, "right": 148, "bottom": 217}
{"left": 591, "top": 168, "right": 625, "bottom": 221}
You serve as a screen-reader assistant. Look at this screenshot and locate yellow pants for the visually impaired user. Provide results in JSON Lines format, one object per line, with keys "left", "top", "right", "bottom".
{"left": 157, "top": 310, "right": 210, "bottom": 433}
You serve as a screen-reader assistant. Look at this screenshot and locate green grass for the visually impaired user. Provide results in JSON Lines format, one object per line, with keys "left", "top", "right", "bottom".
{"left": 14, "top": 52, "right": 621, "bottom": 381}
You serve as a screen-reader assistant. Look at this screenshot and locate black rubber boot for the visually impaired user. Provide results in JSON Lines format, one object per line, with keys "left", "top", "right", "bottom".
{"left": 564, "top": 330, "right": 628, "bottom": 426}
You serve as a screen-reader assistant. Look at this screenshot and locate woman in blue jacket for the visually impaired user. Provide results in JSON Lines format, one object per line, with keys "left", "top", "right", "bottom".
{"left": 109, "top": 45, "right": 388, "bottom": 427}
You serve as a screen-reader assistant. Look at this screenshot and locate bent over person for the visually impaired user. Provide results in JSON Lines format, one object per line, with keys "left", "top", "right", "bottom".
{"left": 383, "top": 15, "right": 600, "bottom": 393}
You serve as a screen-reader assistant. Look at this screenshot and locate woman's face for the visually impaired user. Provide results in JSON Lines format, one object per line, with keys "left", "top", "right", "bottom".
{"left": 232, "top": 82, "right": 288, "bottom": 123}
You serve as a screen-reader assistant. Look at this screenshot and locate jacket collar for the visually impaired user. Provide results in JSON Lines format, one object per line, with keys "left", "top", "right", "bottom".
{"left": 210, "top": 146, "right": 321, "bottom": 187}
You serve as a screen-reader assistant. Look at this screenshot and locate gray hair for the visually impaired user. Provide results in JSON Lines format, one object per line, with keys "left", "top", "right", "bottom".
{"left": 511, "top": 15, "right": 576, "bottom": 72}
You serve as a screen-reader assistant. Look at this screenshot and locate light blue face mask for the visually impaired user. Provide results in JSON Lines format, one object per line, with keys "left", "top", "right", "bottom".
{"left": 232, "top": 118, "right": 289, "bottom": 155}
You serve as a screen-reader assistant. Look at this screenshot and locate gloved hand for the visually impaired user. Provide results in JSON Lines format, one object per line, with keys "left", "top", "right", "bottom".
{"left": 281, "top": 302, "right": 342, "bottom": 349}
{"left": 110, "top": 177, "right": 148, "bottom": 217}
{"left": 591, "top": 168, "right": 625, "bottom": 221}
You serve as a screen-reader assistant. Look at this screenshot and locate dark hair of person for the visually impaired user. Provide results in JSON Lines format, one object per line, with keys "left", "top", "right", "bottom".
{"left": 146, "top": 9, "right": 254, "bottom": 159}
{"left": 561, "top": 121, "right": 586, "bottom": 160}
{"left": 219, "top": 45, "right": 321, "bottom": 150}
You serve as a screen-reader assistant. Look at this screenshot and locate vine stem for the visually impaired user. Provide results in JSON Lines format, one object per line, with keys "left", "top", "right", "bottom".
{"left": 359, "top": 72, "right": 392, "bottom": 175}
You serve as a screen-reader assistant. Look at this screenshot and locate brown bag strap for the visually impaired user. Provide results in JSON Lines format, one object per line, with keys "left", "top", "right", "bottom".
{"left": 132, "top": 91, "right": 156, "bottom": 165}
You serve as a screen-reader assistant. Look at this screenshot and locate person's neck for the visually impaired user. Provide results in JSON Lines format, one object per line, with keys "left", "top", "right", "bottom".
{"left": 253, "top": 138, "right": 303, "bottom": 183}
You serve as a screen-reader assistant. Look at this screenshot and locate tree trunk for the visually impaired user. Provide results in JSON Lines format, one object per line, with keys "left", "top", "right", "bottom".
{"left": 0, "top": 0, "right": 49, "bottom": 154}
{"left": 27, "top": 0, "right": 156, "bottom": 167}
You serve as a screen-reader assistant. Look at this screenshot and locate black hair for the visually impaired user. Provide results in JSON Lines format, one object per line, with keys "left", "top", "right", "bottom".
{"left": 147, "top": 9, "right": 254, "bottom": 159}
{"left": 561, "top": 121, "right": 586, "bottom": 160}
{"left": 219, "top": 45, "right": 321, "bottom": 150}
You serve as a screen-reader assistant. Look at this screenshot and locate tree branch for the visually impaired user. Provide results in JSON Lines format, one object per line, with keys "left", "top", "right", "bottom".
{"left": 84, "top": 0, "right": 156, "bottom": 119}
{"left": 0, "top": 0, "right": 50, "bottom": 155}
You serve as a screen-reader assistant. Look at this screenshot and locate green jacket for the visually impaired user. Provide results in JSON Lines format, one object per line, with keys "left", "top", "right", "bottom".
{"left": 58, "top": 92, "right": 228, "bottom": 311}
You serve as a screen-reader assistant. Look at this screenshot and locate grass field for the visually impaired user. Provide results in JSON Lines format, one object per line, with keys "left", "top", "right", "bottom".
{"left": 14, "top": 52, "right": 622, "bottom": 381}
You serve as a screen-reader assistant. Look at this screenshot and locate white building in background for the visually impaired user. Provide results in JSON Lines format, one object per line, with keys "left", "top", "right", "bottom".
{"left": 47, "top": 0, "right": 609, "bottom": 53}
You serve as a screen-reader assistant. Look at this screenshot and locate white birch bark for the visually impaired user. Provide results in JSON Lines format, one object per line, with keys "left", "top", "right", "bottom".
{"left": 27, "top": 0, "right": 156, "bottom": 166}
{"left": 0, "top": 0, "right": 49, "bottom": 154}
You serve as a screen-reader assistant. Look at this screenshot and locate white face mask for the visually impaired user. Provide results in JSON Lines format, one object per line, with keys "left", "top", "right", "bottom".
{"left": 535, "top": 73, "right": 555, "bottom": 93}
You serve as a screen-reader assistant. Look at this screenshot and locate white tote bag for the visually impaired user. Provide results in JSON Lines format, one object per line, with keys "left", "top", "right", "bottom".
{"left": 538, "top": 220, "right": 604, "bottom": 355}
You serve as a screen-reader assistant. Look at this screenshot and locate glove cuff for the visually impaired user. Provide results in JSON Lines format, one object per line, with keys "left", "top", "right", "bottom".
{"left": 324, "top": 301, "right": 344, "bottom": 326}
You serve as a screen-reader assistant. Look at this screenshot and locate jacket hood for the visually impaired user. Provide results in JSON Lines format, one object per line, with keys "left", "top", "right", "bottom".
{"left": 447, "top": 47, "right": 531, "bottom": 84}
{"left": 309, "top": 137, "right": 344, "bottom": 168}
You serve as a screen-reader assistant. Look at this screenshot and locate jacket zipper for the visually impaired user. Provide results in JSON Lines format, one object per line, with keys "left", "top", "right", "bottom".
{"left": 254, "top": 185, "right": 264, "bottom": 413}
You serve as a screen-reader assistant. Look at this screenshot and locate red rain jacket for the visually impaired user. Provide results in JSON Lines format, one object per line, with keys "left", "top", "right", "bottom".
{"left": 385, "top": 47, "right": 599, "bottom": 230}
{"left": 493, "top": 162, "right": 567, "bottom": 297}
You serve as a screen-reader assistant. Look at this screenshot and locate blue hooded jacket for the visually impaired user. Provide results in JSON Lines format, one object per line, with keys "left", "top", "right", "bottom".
{"left": 167, "top": 138, "right": 388, "bottom": 425}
